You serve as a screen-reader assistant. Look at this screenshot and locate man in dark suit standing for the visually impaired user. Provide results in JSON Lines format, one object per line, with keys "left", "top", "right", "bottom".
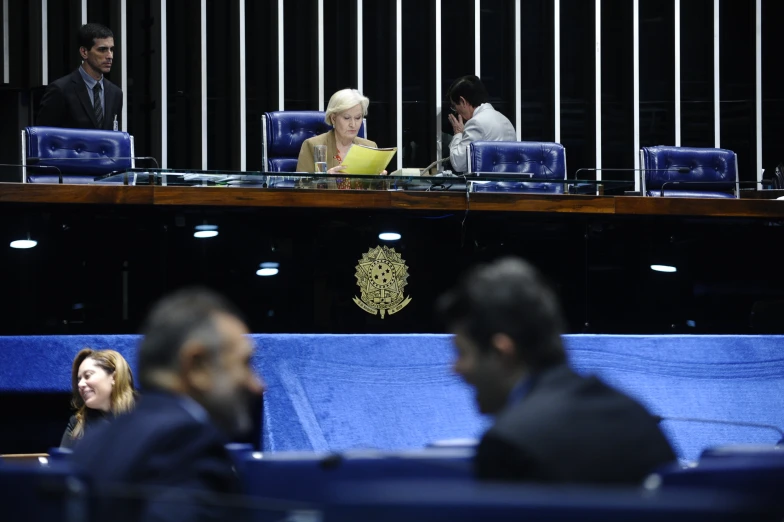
{"left": 73, "top": 288, "right": 265, "bottom": 521}
{"left": 438, "top": 258, "right": 676, "bottom": 484}
{"left": 37, "top": 23, "right": 123, "bottom": 130}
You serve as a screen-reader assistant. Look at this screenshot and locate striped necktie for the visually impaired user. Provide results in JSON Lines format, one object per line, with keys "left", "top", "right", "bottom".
{"left": 93, "top": 83, "right": 104, "bottom": 128}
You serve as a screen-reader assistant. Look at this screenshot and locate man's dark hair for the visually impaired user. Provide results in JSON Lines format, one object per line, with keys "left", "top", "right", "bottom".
{"left": 437, "top": 257, "right": 567, "bottom": 371}
{"left": 446, "top": 75, "right": 489, "bottom": 108}
{"left": 78, "top": 23, "right": 114, "bottom": 50}
{"left": 137, "top": 287, "right": 243, "bottom": 389}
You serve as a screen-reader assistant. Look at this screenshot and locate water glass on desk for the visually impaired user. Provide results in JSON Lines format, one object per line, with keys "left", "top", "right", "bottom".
{"left": 314, "top": 145, "right": 327, "bottom": 173}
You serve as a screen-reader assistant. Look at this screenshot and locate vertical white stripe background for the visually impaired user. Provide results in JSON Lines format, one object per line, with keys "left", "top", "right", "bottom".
{"left": 161, "top": 0, "right": 167, "bottom": 168}
{"left": 514, "top": 0, "right": 521, "bottom": 141}
{"left": 553, "top": 0, "right": 560, "bottom": 143}
{"left": 674, "top": 0, "right": 681, "bottom": 146}
{"left": 435, "top": 0, "right": 441, "bottom": 162}
{"left": 395, "top": 0, "right": 402, "bottom": 170}
{"left": 239, "top": 0, "right": 246, "bottom": 170}
{"left": 633, "top": 0, "right": 639, "bottom": 184}
{"left": 3, "top": 0, "right": 9, "bottom": 83}
{"left": 713, "top": 0, "right": 719, "bottom": 148}
{"left": 594, "top": 0, "right": 601, "bottom": 177}
{"left": 755, "top": 0, "right": 762, "bottom": 183}
{"left": 41, "top": 0, "right": 48, "bottom": 85}
{"left": 81, "top": 0, "right": 86, "bottom": 24}
{"left": 317, "top": 0, "right": 324, "bottom": 111}
{"left": 201, "top": 0, "right": 207, "bottom": 169}
{"left": 357, "top": 0, "right": 363, "bottom": 93}
{"left": 278, "top": 0, "right": 284, "bottom": 110}
{"left": 474, "top": 0, "right": 480, "bottom": 77}
{"left": 120, "top": 0, "right": 127, "bottom": 131}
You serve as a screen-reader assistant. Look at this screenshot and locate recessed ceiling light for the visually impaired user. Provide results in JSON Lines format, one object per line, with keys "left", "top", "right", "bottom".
{"left": 378, "top": 232, "right": 401, "bottom": 241}
{"left": 256, "top": 268, "right": 279, "bottom": 276}
{"left": 650, "top": 264, "right": 677, "bottom": 273}
{"left": 10, "top": 239, "right": 37, "bottom": 249}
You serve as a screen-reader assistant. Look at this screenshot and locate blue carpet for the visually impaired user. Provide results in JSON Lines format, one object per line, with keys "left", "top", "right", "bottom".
{"left": 1, "top": 334, "right": 782, "bottom": 461}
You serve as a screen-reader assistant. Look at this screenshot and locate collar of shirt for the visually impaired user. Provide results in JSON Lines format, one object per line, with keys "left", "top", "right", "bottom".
{"left": 472, "top": 103, "right": 493, "bottom": 118}
{"left": 78, "top": 65, "right": 103, "bottom": 92}
{"left": 177, "top": 394, "right": 211, "bottom": 425}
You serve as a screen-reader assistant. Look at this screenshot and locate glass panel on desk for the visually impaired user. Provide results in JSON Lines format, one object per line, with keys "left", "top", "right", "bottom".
{"left": 91, "top": 169, "right": 635, "bottom": 195}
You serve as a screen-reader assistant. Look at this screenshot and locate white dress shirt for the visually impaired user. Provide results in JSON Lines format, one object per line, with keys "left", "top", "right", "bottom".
{"left": 449, "top": 103, "right": 517, "bottom": 173}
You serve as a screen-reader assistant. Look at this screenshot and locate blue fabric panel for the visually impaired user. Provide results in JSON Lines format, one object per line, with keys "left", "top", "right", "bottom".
{"left": 256, "top": 334, "right": 489, "bottom": 452}
{"left": 0, "top": 334, "right": 141, "bottom": 391}
{"left": 565, "top": 335, "right": 784, "bottom": 461}
{"left": 2, "top": 334, "right": 783, "bottom": 461}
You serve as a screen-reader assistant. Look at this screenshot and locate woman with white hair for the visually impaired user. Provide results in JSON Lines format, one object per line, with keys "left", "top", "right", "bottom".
{"left": 296, "top": 88, "right": 384, "bottom": 174}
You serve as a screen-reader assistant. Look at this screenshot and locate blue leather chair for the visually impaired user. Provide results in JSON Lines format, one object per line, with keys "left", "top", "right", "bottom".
{"left": 640, "top": 146, "right": 738, "bottom": 198}
{"left": 262, "top": 111, "right": 366, "bottom": 173}
{"left": 22, "top": 126, "right": 134, "bottom": 184}
{"left": 467, "top": 141, "right": 567, "bottom": 194}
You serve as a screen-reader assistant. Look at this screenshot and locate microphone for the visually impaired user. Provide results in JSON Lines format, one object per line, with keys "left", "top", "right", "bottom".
{"left": 421, "top": 157, "right": 450, "bottom": 175}
{"left": 654, "top": 415, "right": 784, "bottom": 439}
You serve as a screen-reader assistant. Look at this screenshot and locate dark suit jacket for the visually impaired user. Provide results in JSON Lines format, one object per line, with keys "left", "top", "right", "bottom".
{"left": 37, "top": 68, "right": 123, "bottom": 130}
{"left": 475, "top": 364, "right": 676, "bottom": 484}
{"left": 73, "top": 391, "right": 247, "bottom": 522}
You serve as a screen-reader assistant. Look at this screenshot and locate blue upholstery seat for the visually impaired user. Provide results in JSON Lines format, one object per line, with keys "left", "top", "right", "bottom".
{"left": 238, "top": 449, "right": 473, "bottom": 503}
{"left": 262, "top": 111, "right": 366, "bottom": 173}
{"left": 467, "top": 141, "right": 566, "bottom": 194}
{"left": 648, "top": 458, "right": 784, "bottom": 510}
{"left": 0, "top": 463, "right": 90, "bottom": 521}
{"left": 640, "top": 146, "right": 738, "bottom": 198}
{"left": 322, "top": 479, "right": 767, "bottom": 521}
{"left": 22, "top": 126, "right": 134, "bottom": 184}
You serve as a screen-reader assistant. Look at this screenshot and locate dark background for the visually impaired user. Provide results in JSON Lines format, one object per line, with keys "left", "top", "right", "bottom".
{"left": 1, "top": 0, "right": 781, "bottom": 177}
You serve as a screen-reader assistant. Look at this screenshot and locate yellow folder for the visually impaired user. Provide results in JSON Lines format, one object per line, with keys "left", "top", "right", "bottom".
{"left": 340, "top": 144, "right": 397, "bottom": 175}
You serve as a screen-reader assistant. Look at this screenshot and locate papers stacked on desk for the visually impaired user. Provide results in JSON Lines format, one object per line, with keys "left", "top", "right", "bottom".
{"left": 341, "top": 144, "right": 397, "bottom": 174}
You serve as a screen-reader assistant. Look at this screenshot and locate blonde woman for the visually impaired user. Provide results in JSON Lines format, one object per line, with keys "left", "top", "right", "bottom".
{"left": 296, "top": 88, "right": 384, "bottom": 174}
{"left": 60, "top": 348, "right": 136, "bottom": 449}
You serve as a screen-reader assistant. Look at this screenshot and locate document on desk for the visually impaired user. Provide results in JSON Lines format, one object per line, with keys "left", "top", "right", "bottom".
{"left": 341, "top": 144, "right": 397, "bottom": 174}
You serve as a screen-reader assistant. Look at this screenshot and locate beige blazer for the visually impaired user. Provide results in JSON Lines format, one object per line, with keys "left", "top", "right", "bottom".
{"left": 296, "top": 130, "right": 378, "bottom": 173}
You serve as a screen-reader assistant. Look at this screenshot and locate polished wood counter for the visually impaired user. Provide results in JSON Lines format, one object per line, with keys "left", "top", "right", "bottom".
{"left": 1, "top": 182, "right": 783, "bottom": 218}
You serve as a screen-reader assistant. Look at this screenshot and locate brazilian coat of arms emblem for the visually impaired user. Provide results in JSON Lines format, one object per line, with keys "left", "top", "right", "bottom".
{"left": 353, "top": 246, "right": 412, "bottom": 318}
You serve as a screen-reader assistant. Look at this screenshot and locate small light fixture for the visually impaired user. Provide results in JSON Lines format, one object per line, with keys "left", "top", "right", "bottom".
{"left": 378, "top": 232, "right": 401, "bottom": 241}
{"left": 260, "top": 262, "right": 279, "bottom": 269}
{"left": 256, "top": 267, "right": 279, "bottom": 276}
{"left": 194, "top": 224, "right": 218, "bottom": 238}
{"left": 10, "top": 239, "right": 37, "bottom": 249}
{"left": 650, "top": 264, "right": 677, "bottom": 273}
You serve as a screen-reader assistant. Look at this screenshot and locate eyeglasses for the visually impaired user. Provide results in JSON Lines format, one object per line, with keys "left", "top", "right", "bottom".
{"left": 449, "top": 104, "right": 457, "bottom": 114}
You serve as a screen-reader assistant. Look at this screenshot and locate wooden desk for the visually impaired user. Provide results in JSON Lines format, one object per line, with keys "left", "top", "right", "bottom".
{"left": 1, "top": 183, "right": 783, "bottom": 218}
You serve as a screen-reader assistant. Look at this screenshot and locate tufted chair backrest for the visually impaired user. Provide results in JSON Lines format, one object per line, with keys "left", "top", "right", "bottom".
{"left": 22, "top": 126, "right": 134, "bottom": 184}
{"left": 262, "top": 111, "right": 366, "bottom": 173}
{"left": 640, "top": 146, "right": 738, "bottom": 198}
{"left": 468, "top": 141, "right": 567, "bottom": 194}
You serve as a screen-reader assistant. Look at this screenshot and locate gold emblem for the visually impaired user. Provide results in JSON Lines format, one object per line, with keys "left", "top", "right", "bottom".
{"left": 353, "top": 246, "right": 412, "bottom": 318}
